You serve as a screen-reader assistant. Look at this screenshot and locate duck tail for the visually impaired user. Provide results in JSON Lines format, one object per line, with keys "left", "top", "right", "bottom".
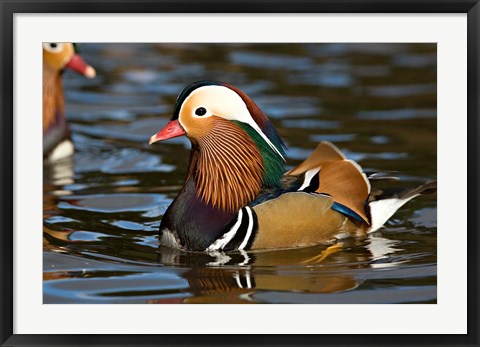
{"left": 367, "top": 181, "right": 437, "bottom": 232}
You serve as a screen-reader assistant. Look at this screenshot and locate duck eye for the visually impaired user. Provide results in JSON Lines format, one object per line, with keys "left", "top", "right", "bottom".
{"left": 195, "top": 107, "right": 207, "bottom": 116}
{"left": 42, "top": 42, "right": 65, "bottom": 53}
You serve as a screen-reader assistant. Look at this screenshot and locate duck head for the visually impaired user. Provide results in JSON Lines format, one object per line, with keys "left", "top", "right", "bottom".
{"left": 150, "top": 81, "right": 286, "bottom": 212}
{"left": 43, "top": 42, "right": 96, "bottom": 78}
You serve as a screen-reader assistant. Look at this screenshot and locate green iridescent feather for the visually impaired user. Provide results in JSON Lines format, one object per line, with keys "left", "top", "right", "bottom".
{"left": 233, "top": 121, "right": 285, "bottom": 188}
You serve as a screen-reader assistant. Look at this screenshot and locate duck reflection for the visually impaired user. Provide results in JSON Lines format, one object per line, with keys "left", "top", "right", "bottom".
{"left": 44, "top": 156, "right": 76, "bottom": 252}
{"left": 149, "top": 238, "right": 378, "bottom": 304}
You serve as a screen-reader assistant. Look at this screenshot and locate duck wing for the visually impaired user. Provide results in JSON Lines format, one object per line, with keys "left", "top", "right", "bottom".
{"left": 285, "top": 141, "right": 370, "bottom": 223}
{"left": 251, "top": 191, "right": 363, "bottom": 249}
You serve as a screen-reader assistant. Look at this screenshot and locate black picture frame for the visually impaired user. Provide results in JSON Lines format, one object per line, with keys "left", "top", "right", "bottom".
{"left": 1, "top": 1, "right": 478, "bottom": 346}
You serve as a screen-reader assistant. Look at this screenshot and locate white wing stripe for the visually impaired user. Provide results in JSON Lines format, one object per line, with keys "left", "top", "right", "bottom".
{"left": 238, "top": 207, "right": 254, "bottom": 250}
{"left": 298, "top": 168, "right": 320, "bottom": 191}
{"left": 206, "top": 209, "right": 243, "bottom": 251}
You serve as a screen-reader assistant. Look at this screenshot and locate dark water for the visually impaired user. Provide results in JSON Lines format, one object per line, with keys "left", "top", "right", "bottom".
{"left": 43, "top": 43, "right": 437, "bottom": 304}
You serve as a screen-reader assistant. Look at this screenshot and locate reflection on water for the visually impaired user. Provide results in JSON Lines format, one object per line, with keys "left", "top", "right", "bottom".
{"left": 43, "top": 43, "right": 437, "bottom": 304}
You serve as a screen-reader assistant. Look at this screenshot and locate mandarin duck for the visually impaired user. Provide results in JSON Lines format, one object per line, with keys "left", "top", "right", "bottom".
{"left": 149, "top": 81, "right": 436, "bottom": 252}
{"left": 43, "top": 42, "right": 96, "bottom": 162}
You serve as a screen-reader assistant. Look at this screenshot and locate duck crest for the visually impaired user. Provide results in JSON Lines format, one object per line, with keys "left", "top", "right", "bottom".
{"left": 226, "top": 83, "right": 286, "bottom": 157}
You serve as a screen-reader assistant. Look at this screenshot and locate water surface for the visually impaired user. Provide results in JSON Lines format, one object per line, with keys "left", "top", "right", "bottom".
{"left": 43, "top": 43, "right": 437, "bottom": 304}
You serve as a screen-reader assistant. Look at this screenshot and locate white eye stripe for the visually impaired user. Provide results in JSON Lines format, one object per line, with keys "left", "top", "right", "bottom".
{"left": 42, "top": 42, "right": 65, "bottom": 53}
{"left": 181, "top": 85, "right": 285, "bottom": 161}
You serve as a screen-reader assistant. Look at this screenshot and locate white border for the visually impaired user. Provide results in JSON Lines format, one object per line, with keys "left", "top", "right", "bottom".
{"left": 14, "top": 14, "right": 467, "bottom": 334}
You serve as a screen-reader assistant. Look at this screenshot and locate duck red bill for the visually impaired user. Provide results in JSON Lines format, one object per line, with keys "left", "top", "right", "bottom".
{"left": 149, "top": 120, "right": 186, "bottom": 144}
{"left": 66, "top": 54, "right": 96, "bottom": 78}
